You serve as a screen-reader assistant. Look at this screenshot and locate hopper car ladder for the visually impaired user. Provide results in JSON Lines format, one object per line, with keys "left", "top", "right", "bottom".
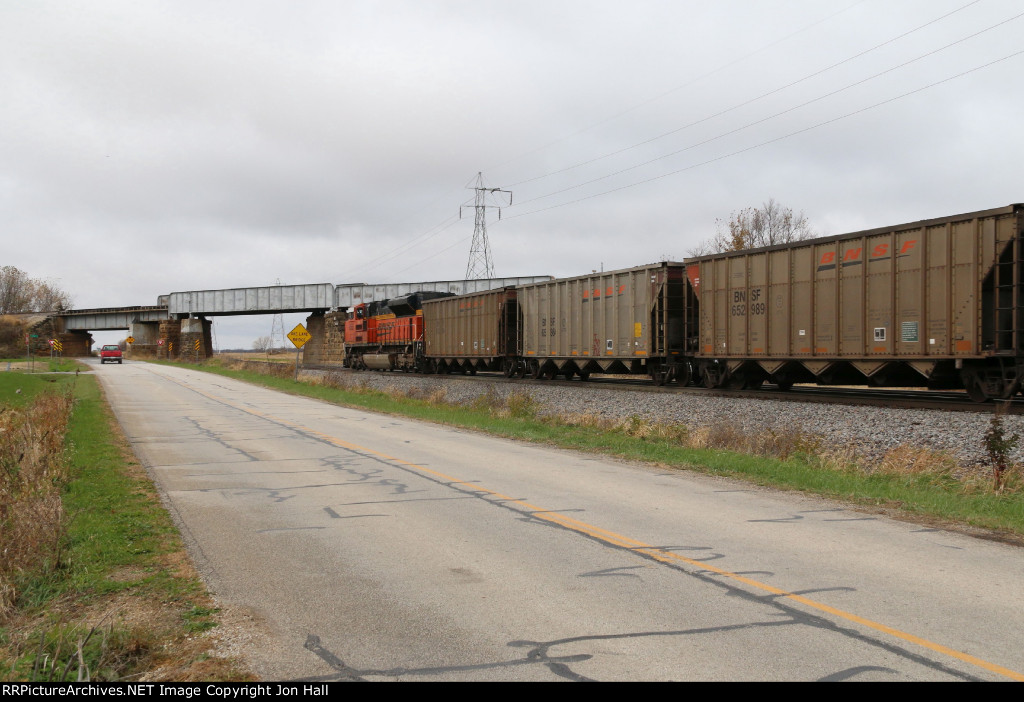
{"left": 992, "top": 231, "right": 1024, "bottom": 355}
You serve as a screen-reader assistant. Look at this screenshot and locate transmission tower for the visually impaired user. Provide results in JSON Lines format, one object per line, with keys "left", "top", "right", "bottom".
{"left": 462, "top": 172, "right": 511, "bottom": 280}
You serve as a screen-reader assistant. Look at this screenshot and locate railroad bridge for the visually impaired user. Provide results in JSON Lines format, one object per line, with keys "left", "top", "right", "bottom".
{"left": 43, "top": 277, "right": 551, "bottom": 361}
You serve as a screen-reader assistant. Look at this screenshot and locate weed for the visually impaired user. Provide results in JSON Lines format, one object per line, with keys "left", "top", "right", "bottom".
{"left": 182, "top": 606, "right": 219, "bottom": 634}
{"left": 469, "top": 385, "right": 503, "bottom": 413}
{"left": 985, "top": 402, "right": 1020, "bottom": 493}
{"left": 2, "top": 614, "right": 152, "bottom": 682}
{"left": 505, "top": 390, "right": 540, "bottom": 419}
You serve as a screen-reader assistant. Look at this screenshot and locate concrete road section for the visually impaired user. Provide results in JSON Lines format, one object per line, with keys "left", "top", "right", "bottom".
{"left": 89, "top": 359, "right": 1024, "bottom": 681}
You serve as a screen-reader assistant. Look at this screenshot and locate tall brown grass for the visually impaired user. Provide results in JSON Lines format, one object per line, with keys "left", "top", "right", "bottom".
{"left": 0, "top": 391, "right": 74, "bottom": 616}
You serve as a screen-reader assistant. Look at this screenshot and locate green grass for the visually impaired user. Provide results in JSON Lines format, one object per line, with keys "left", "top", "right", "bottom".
{"left": 158, "top": 360, "right": 1024, "bottom": 539}
{"left": 0, "top": 358, "right": 84, "bottom": 373}
{"left": 1, "top": 372, "right": 246, "bottom": 681}
{"left": 0, "top": 371, "right": 77, "bottom": 408}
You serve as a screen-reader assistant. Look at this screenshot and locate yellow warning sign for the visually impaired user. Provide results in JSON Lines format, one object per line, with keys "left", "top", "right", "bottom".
{"left": 288, "top": 324, "right": 312, "bottom": 349}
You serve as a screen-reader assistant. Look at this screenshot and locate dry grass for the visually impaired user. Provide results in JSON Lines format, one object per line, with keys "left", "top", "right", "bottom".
{"left": 468, "top": 386, "right": 541, "bottom": 419}
{"left": 211, "top": 362, "right": 1024, "bottom": 495}
{"left": 219, "top": 358, "right": 298, "bottom": 380}
{"left": 0, "top": 391, "right": 74, "bottom": 615}
{"left": 556, "top": 412, "right": 1021, "bottom": 493}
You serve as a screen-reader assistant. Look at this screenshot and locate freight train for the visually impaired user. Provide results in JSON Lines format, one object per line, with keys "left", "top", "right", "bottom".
{"left": 343, "top": 203, "right": 1024, "bottom": 402}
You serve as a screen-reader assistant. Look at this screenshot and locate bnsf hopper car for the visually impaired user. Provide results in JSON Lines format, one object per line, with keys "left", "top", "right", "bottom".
{"left": 514, "top": 263, "right": 690, "bottom": 384}
{"left": 689, "top": 203, "right": 1024, "bottom": 401}
{"left": 421, "top": 287, "right": 520, "bottom": 376}
{"left": 344, "top": 203, "right": 1024, "bottom": 401}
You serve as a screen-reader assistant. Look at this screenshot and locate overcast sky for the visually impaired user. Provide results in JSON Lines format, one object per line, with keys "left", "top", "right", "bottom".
{"left": 3, "top": 1, "right": 1022, "bottom": 348}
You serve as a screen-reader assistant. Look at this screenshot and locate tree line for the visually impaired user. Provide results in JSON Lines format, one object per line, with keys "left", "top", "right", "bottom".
{"left": 0, "top": 266, "right": 74, "bottom": 314}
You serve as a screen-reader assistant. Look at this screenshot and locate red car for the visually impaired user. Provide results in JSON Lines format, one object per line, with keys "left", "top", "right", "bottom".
{"left": 100, "top": 344, "right": 123, "bottom": 364}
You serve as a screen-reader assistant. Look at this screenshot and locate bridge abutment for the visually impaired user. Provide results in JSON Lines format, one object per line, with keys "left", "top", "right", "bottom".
{"left": 59, "top": 330, "right": 93, "bottom": 357}
{"left": 302, "top": 310, "right": 346, "bottom": 365}
{"left": 178, "top": 317, "right": 213, "bottom": 361}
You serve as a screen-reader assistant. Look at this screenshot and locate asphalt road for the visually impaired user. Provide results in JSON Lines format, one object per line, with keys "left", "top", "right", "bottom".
{"left": 90, "top": 359, "right": 1024, "bottom": 681}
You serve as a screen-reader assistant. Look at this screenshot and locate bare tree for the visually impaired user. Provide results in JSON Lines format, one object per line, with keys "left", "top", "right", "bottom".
{"left": 31, "top": 279, "right": 74, "bottom": 312}
{"left": 0, "top": 266, "right": 33, "bottom": 314}
{"left": 688, "top": 199, "right": 816, "bottom": 256}
{"left": 253, "top": 335, "right": 273, "bottom": 353}
{"left": 0, "top": 267, "right": 74, "bottom": 313}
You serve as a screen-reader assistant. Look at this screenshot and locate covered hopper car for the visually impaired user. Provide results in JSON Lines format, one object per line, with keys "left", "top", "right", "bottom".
{"left": 342, "top": 203, "right": 1024, "bottom": 401}
{"left": 687, "top": 203, "right": 1024, "bottom": 401}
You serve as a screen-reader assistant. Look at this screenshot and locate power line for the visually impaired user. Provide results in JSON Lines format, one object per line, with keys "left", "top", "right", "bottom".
{"left": 504, "top": 48, "right": 1024, "bottom": 221}
{"left": 509, "top": 9, "right": 1024, "bottom": 210}
{"left": 505, "top": 0, "right": 983, "bottom": 189}
{"left": 330, "top": 2, "right": 873, "bottom": 281}
{"left": 392, "top": 234, "right": 473, "bottom": 278}
{"left": 333, "top": 212, "right": 460, "bottom": 281}
{"left": 487, "top": 0, "right": 871, "bottom": 176}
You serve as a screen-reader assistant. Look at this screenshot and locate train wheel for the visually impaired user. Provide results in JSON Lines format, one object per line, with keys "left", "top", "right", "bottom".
{"left": 701, "top": 366, "right": 718, "bottom": 389}
{"left": 774, "top": 379, "right": 794, "bottom": 391}
{"left": 503, "top": 359, "right": 515, "bottom": 378}
{"left": 543, "top": 366, "right": 558, "bottom": 381}
{"left": 965, "top": 378, "right": 987, "bottom": 403}
{"left": 675, "top": 363, "right": 691, "bottom": 387}
{"left": 725, "top": 374, "right": 746, "bottom": 390}
{"left": 961, "top": 370, "right": 989, "bottom": 402}
{"left": 1000, "top": 378, "right": 1021, "bottom": 400}
{"left": 529, "top": 361, "right": 542, "bottom": 379}
{"left": 578, "top": 371, "right": 590, "bottom": 381}
{"left": 435, "top": 361, "right": 448, "bottom": 375}
{"left": 563, "top": 368, "right": 576, "bottom": 380}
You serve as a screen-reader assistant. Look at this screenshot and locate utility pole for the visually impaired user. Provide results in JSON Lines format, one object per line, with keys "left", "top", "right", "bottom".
{"left": 462, "top": 172, "right": 511, "bottom": 280}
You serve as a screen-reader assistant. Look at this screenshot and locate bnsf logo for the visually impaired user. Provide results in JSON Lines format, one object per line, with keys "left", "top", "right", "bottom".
{"left": 583, "top": 285, "right": 626, "bottom": 300}
{"left": 819, "top": 240, "right": 917, "bottom": 266}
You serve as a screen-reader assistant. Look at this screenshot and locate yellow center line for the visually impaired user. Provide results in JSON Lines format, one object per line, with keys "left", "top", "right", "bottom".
{"left": 162, "top": 370, "right": 1024, "bottom": 681}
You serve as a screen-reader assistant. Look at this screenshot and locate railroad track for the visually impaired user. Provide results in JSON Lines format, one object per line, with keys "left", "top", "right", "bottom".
{"left": 295, "top": 362, "right": 1024, "bottom": 415}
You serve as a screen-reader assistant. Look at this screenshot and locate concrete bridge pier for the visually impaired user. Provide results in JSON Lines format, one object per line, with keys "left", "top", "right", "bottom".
{"left": 178, "top": 317, "right": 213, "bottom": 361}
{"left": 129, "top": 321, "right": 162, "bottom": 358}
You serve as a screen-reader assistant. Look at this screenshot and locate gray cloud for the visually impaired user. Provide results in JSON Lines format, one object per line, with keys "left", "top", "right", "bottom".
{"left": 2, "top": 0, "right": 1021, "bottom": 347}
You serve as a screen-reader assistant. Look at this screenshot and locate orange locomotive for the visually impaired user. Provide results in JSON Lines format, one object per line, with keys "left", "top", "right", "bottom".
{"left": 343, "top": 292, "right": 454, "bottom": 371}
